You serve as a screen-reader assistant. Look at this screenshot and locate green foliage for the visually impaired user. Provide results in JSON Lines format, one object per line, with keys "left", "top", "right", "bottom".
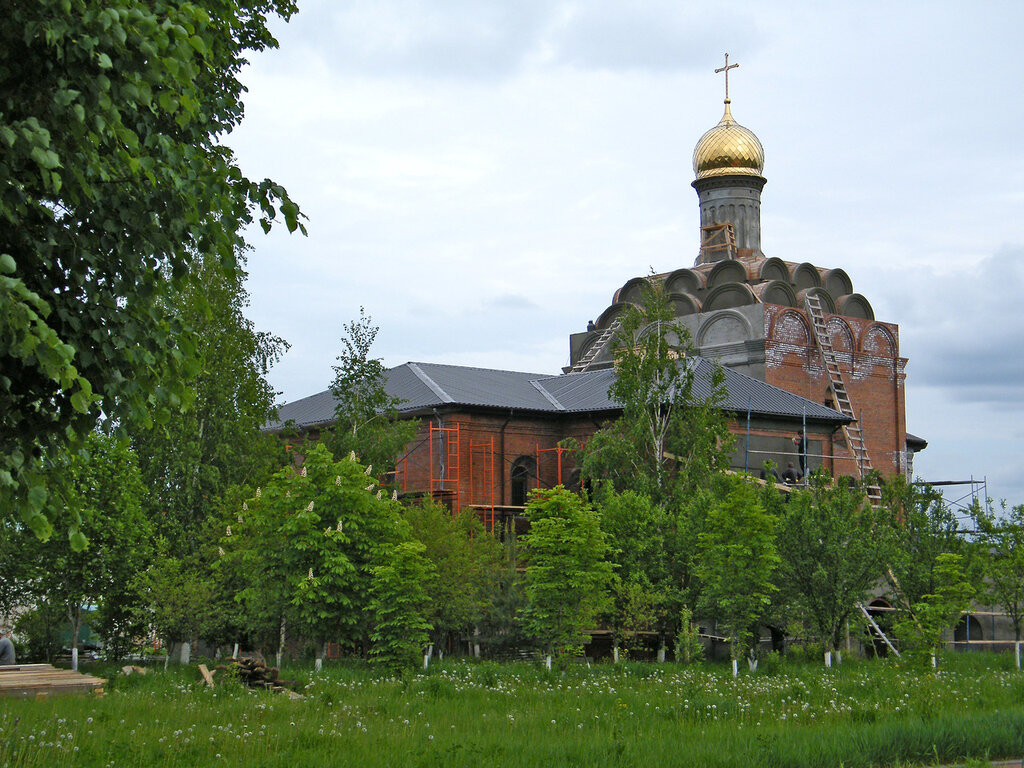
{"left": 405, "top": 502, "right": 505, "bottom": 646}
{"left": 1, "top": 0, "right": 302, "bottom": 540}
{"left": 696, "top": 475, "right": 779, "bottom": 660}
{"left": 895, "top": 553, "right": 975, "bottom": 662}
{"left": 129, "top": 252, "right": 288, "bottom": 554}
{"left": 325, "top": 308, "right": 418, "bottom": 481}
{"left": 974, "top": 502, "right": 1024, "bottom": 641}
{"left": 776, "top": 472, "right": 893, "bottom": 649}
{"left": 674, "top": 605, "right": 705, "bottom": 663}
{"left": 881, "top": 476, "right": 969, "bottom": 611}
{"left": 222, "top": 443, "right": 405, "bottom": 653}
{"left": 596, "top": 489, "right": 667, "bottom": 650}
{"left": 582, "top": 284, "right": 732, "bottom": 506}
{"left": 10, "top": 432, "right": 155, "bottom": 659}
{"left": 520, "top": 487, "right": 613, "bottom": 657}
{"left": 368, "top": 540, "right": 435, "bottom": 671}
{"left": 133, "top": 547, "right": 215, "bottom": 648}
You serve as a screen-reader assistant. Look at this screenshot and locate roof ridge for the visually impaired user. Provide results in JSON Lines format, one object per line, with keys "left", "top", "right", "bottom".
{"left": 409, "top": 360, "right": 549, "bottom": 378}
{"left": 406, "top": 362, "right": 454, "bottom": 404}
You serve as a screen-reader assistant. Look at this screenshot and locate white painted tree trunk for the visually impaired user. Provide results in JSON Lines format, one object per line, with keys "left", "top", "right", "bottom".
{"left": 836, "top": 650, "right": 842, "bottom": 665}
{"left": 545, "top": 655, "right": 552, "bottom": 671}
{"left": 179, "top": 640, "right": 191, "bottom": 665}
{"left": 747, "top": 656, "right": 758, "bottom": 672}
{"left": 473, "top": 627, "right": 480, "bottom": 658}
{"left": 731, "top": 658, "right": 738, "bottom": 677}
{"left": 612, "top": 644, "right": 619, "bottom": 664}
{"left": 276, "top": 617, "right": 285, "bottom": 668}
{"left": 824, "top": 650, "right": 832, "bottom": 668}
{"left": 1016, "top": 641, "right": 1021, "bottom": 669}
{"left": 232, "top": 642, "right": 239, "bottom": 659}
{"left": 657, "top": 640, "right": 666, "bottom": 663}
{"left": 931, "top": 654, "right": 937, "bottom": 668}
{"left": 71, "top": 647, "right": 79, "bottom": 672}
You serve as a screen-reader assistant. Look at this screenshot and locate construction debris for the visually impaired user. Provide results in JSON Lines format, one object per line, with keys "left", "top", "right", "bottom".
{"left": 215, "top": 656, "right": 303, "bottom": 698}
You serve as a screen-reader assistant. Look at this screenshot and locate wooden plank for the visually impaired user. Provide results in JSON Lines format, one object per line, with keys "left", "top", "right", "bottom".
{"left": 198, "top": 663, "right": 215, "bottom": 688}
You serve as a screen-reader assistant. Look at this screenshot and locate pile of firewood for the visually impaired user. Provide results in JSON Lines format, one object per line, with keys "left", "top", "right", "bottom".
{"left": 202, "top": 657, "right": 303, "bottom": 698}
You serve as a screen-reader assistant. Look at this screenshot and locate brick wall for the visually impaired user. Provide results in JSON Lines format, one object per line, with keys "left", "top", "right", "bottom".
{"left": 763, "top": 304, "right": 907, "bottom": 479}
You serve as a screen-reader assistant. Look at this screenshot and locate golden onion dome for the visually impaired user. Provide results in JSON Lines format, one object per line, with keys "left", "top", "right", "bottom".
{"left": 692, "top": 101, "right": 765, "bottom": 180}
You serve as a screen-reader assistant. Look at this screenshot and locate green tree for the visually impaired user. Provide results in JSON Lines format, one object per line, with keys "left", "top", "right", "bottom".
{"left": 222, "top": 443, "right": 404, "bottom": 663}
{"left": 894, "top": 552, "right": 974, "bottom": 664}
{"left": 581, "top": 285, "right": 733, "bottom": 506}
{"left": 27, "top": 432, "right": 154, "bottom": 667}
{"left": 520, "top": 487, "right": 613, "bottom": 661}
{"left": 595, "top": 488, "right": 667, "bottom": 660}
{"left": 696, "top": 475, "right": 779, "bottom": 668}
{"left": 974, "top": 502, "right": 1024, "bottom": 641}
{"left": 130, "top": 251, "right": 289, "bottom": 555}
{"left": 882, "top": 477, "right": 970, "bottom": 612}
{"left": 1, "top": 0, "right": 303, "bottom": 541}
{"left": 368, "top": 540, "right": 435, "bottom": 671}
{"left": 405, "top": 502, "right": 504, "bottom": 653}
{"left": 324, "top": 308, "right": 417, "bottom": 483}
{"left": 776, "top": 473, "right": 893, "bottom": 652}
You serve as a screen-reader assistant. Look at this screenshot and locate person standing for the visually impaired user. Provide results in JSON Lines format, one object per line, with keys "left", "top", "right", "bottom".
{"left": 792, "top": 434, "right": 806, "bottom": 476}
{"left": 0, "top": 627, "right": 15, "bottom": 666}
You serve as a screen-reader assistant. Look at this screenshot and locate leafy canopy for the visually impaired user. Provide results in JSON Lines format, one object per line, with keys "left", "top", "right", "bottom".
{"left": 1, "top": 0, "right": 303, "bottom": 542}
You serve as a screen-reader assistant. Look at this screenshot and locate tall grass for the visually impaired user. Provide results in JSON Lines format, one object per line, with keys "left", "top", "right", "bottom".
{"left": 2, "top": 655, "right": 1022, "bottom": 767}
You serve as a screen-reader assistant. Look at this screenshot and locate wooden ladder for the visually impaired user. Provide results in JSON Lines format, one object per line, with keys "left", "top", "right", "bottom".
{"left": 857, "top": 603, "right": 900, "bottom": 657}
{"left": 804, "top": 292, "right": 881, "bottom": 504}
{"left": 570, "top": 316, "right": 623, "bottom": 373}
{"left": 700, "top": 222, "right": 737, "bottom": 261}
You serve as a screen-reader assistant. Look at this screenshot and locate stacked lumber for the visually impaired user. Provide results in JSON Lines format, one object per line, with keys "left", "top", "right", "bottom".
{"left": 0, "top": 663, "right": 106, "bottom": 698}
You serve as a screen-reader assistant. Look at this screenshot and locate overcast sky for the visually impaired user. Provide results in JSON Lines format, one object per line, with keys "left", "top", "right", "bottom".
{"left": 229, "top": 0, "right": 1024, "bottom": 509}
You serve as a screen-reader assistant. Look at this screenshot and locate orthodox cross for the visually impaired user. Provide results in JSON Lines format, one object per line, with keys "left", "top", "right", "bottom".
{"left": 715, "top": 53, "right": 739, "bottom": 102}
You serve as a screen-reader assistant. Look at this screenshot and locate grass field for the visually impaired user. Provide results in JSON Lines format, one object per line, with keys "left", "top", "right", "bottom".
{"left": 2, "top": 653, "right": 1023, "bottom": 767}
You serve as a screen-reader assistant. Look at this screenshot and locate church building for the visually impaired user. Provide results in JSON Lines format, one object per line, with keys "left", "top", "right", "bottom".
{"left": 271, "top": 61, "right": 923, "bottom": 528}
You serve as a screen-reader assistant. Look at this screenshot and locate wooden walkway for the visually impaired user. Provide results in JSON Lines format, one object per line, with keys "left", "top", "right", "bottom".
{"left": 0, "top": 663, "right": 106, "bottom": 698}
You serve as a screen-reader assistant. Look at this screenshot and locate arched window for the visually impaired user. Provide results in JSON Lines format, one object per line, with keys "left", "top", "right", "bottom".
{"left": 510, "top": 457, "right": 535, "bottom": 507}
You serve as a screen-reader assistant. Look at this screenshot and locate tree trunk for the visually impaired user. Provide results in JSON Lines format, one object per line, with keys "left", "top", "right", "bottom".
{"left": 276, "top": 616, "right": 286, "bottom": 668}
{"left": 67, "top": 604, "right": 82, "bottom": 672}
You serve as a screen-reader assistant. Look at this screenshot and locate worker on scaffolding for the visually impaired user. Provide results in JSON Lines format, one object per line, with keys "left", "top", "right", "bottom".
{"left": 781, "top": 462, "right": 802, "bottom": 485}
{"left": 792, "top": 433, "right": 806, "bottom": 476}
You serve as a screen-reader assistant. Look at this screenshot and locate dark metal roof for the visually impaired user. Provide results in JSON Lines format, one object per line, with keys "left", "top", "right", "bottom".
{"left": 267, "top": 358, "right": 849, "bottom": 430}
{"left": 906, "top": 432, "right": 928, "bottom": 450}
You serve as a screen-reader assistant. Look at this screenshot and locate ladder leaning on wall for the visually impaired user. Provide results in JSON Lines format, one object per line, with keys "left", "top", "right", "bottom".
{"left": 804, "top": 292, "right": 882, "bottom": 504}
{"left": 570, "top": 316, "right": 623, "bottom": 373}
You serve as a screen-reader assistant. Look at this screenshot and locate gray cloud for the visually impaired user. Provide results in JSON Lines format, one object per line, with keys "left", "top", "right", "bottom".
{"left": 550, "top": 3, "right": 758, "bottom": 72}
{"left": 897, "top": 246, "right": 1024, "bottom": 408}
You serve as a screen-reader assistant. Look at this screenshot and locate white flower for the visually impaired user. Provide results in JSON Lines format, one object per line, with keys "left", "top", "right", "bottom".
{"left": 237, "top": 513, "right": 243, "bottom": 523}
{"left": 376, "top": 490, "right": 382, "bottom": 500}
{"left": 218, "top": 547, "right": 225, "bottom": 557}
{"left": 348, "top": 450, "right": 356, "bottom": 461}
{"left": 364, "top": 464, "right": 373, "bottom": 475}
{"left": 242, "top": 501, "right": 248, "bottom": 511}
{"left": 306, "top": 501, "right": 314, "bottom": 512}
{"left": 365, "top": 484, "right": 375, "bottom": 491}
{"left": 335, "top": 475, "right": 341, "bottom": 485}
{"left": 226, "top": 526, "right": 232, "bottom": 537}
{"left": 308, "top": 568, "right": 314, "bottom": 580}
{"left": 392, "top": 490, "right": 398, "bottom": 501}
{"left": 256, "top": 488, "right": 261, "bottom": 498}
{"left": 300, "top": 466, "right": 307, "bottom": 477}
{"left": 337, "top": 520, "right": 343, "bottom": 532}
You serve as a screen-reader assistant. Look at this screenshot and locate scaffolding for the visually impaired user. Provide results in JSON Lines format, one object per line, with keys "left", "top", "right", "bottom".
{"left": 700, "top": 222, "right": 737, "bottom": 261}
{"left": 429, "top": 422, "right": 461, "bottom": 514}
{"left": 536, "top": 444, "right": 573, "bottom": 490}
{"left": 469, "top": 436, "right": 496, "bottom": 532}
